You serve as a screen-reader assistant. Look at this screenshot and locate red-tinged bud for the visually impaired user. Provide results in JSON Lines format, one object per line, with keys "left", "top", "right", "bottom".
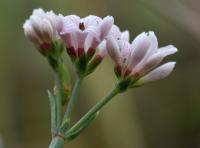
{"left": 23, "top": 8, "right": 63, "bottom": 56}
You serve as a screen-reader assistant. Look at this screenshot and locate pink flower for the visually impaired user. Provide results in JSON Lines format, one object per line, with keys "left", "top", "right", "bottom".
{"left": 23, "top": 8, "right": 63, "bottom": 55}
{"left": 107, "top": 31, "right": 177, "bottom": 84}
{"left": 96, "top": 25, "right": 130, "bottom": 58}
{"left": 60, "top": 15, "right": 114, "bottom": 60}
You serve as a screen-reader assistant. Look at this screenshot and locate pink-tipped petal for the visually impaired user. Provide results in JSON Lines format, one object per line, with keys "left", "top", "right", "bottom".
{"left": 99, "top": 16, "right": 114, "bottom": 40}
{"left": 107, "top": 36, "right": 120, "bottom": 63}
{"left": 138, "top": 62, "right": 176, "bottom": 84}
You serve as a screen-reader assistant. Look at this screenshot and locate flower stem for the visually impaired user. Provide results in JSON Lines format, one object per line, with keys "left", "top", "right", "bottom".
{"left": 62, "top": 76, "right": 83, "bottom": 127}
{"left": 54, "top": 71, "right": 63, "bottom": 127}
{"left": 66, "top": 84, "right": 119, "bottom": 136}
{"left": 49, "top": 136, "right": 65, "bottom": 148}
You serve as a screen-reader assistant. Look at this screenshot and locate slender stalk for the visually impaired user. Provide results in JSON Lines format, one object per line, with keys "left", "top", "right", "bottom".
{"left": 54, "top": 71, "right": 62, "bottom": 127}
{"left": 49, "top": 136, "right": 65, "bottom": 148}
{"left": 66, "top": 84, "right": 119, "bottom": 135}
{"left": 62, "top": 77, "right": 83, "bottom": 125}
{"left": 48, "top": 91, "right": 57, "bottom": 135}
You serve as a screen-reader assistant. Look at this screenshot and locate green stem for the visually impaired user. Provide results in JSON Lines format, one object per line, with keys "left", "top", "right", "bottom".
{"left": 49, "top": 136, "right": 65, "bottom": 148}
{"left": 62, "top": 77, "right": 83, "bottom": 127}
{"left": 54, "top": 71, "right": 62, "bottom": 127}
{"left": 48, "top": 91, "right": 57, "bottom": 135}
{"left": 66, "top": 84, "right": 119, "bottom": 135}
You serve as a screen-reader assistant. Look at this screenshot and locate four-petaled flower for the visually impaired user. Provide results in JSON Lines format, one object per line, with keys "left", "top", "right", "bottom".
{"left": 107, "top": 31, "right": 177, "bottom": 85}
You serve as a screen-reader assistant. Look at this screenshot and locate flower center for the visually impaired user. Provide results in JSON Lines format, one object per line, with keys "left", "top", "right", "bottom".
{"left": 79, "top": 22, "right": 85, "bottom": 31}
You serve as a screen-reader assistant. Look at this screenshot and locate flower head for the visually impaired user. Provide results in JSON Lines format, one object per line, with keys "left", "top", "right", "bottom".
{"left": 60, "top": 15, "right": 114, "bottom": 76}
{"left": 60, "top": 15, "right": 113, "bottom": 58}
{"left": 107, "top": 31, "right": 177, "bottom": 85}
{"left": 23, "top": 8, "right": 63, "bottom": 55}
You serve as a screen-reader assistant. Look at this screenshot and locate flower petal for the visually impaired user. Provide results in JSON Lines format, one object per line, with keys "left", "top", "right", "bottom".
{"left": 97, "top": 40, "right": 107, "bottom": 57}
{"left": 108, "top": 25, "right": 121, "bottom": 39}
{"left": 99, "top": 16, "right": 114, "bottom": 40}
{"left": 64, "top": 15, "right": 80, "bottom": 25}
{"left": 32, "top": 8, "right": 45, "bottom": 17}
{"left": 76, "top": 31, "right": 88, "bottom": 49}
{"left": 84, "top": 34, "right": 99, "bottom": 52}
{"left": 121, "top": 30, "right": 130, "bottom": 41}
{"left": 107, "top": 36, "right": 120, "bottom": 63}
{"left": 144, "top": 31, "right": 158, "bottom": 59}
{"left": 156, "top": 45, "right": 178, "bottom": 56}
{"left": 82, "top": 15, "right": 102, "bottom": 27}
{"left": 84, "top": 26, "right": 100, "bottom": 41}
{"left": 134, "top": 45, "right": 177, "bottom": 75}
{"left": 138, "top": 62, "right": 176, "bottom": 84}
{"left": 128, "top": 32, "right": 151, "bottom": 69}
{"left": 40, "top": 19, "right": 54, "bottom": 42}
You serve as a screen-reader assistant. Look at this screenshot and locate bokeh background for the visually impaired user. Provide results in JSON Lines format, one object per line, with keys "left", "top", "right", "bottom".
{"left": 0, "top": 0, "right": 200, "bottom": 147}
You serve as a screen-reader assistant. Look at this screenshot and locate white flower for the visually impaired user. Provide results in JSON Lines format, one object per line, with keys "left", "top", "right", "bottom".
{"left": 106, "top": 31, "right": 177, "bottom": 84}
{"left": 23, "top": 8, "right": 63, "bottom": 54}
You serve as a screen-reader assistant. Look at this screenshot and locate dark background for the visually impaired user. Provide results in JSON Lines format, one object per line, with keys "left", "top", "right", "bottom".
{"left": 0, "top": 0, "right": 200, "bottom": 147}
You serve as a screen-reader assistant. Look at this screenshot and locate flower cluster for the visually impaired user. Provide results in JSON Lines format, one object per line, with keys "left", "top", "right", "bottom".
{"left": 23, "top": 8, "right": 177, "bottom": 84}
{"left": 23, "top": 8, "right": 178, "bottom": 147}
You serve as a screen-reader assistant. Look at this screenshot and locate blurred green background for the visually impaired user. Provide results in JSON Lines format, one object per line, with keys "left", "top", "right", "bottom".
{"left": 0, "top": 0, "right": 200, "bottom": 147}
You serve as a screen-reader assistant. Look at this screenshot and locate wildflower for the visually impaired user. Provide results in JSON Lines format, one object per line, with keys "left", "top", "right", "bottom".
{"left": 23, "top": 8, "right": 63, "bottom": 55}
{"left": 60, "top": 15, "right": 114, "bottom": 75}
{"left": 107, "top": 31, "right": 177, "bottom": 86}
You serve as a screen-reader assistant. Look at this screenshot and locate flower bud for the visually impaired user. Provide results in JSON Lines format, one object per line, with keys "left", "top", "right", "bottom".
{"left": 23, "top": 8, "right": 63, "bottom": 55}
